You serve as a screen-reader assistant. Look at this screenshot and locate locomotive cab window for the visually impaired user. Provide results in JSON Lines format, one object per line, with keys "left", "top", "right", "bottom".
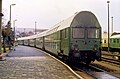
{"left": 72, "top": 27, "right": 84, "bottom": 38}
{"left": 87, "top": 28, "right": 99, "bottom": 38}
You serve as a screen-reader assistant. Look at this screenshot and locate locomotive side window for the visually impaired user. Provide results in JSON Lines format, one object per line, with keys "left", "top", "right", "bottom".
{"left": 117, "top": 39, "right": 119, "bottom": 43}
{"left": 61, "top": 29, "right": 66, "bottom": 39}
{"left": 62, "top": 28, "right": 68, "bottom": 39}
{"left": 113, "top": 39, "right": 116, "bottom": 43}
{"left": 87, "top": 28, "right": 99, "bottom": 38}
{"left": 72, "top": 28, "right": 84, "bottom": 38}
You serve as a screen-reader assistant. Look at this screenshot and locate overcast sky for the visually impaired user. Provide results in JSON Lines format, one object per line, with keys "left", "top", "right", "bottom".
{"left": 2, "top": 0, "right": 120, "bottom": 33}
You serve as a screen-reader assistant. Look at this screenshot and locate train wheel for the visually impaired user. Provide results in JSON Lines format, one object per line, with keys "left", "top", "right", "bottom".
{"left": 68, "top": 53, "right": 74, "bottom": 61}
{"left": 58, "top": 53, "right": 62, "bottom": 59}
{"left": 62, "top": 55, "right": 68, "bottom": 61}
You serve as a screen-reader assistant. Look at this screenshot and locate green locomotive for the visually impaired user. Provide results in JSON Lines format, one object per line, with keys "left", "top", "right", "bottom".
{"left": 18, "top": 11, "right": 102, "bottom": 64}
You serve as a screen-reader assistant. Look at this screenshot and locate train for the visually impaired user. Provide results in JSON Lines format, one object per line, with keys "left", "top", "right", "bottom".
{"left": 102, "top": 33, "right": 120, "bottom": 54}
{"left": 17, "top": 11, "right": 102, "bottom": 64}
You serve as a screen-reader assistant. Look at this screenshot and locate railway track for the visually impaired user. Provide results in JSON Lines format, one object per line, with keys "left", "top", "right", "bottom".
{"left": 43, "top": 49, "right": 119, "bottom": 79}
{"left": 102, "top": 57, "right": 120, "bottom": 65}
{"left": 69, "top": 62, "right": 119, "bottom": 79}
{"left": 102, "top": 51, "right": 120, "bottom": 60}
{"left": 102, "top": 52, "right": 120, "bottom": 65}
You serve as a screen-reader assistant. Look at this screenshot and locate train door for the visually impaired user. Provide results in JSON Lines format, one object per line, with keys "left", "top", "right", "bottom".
{"left": 60, "top": 28, "right": 69, "bottom": 56}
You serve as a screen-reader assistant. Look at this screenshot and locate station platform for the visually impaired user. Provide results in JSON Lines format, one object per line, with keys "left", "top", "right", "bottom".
{"left": 0, "top": 46, "right": 81, "bottom": 79}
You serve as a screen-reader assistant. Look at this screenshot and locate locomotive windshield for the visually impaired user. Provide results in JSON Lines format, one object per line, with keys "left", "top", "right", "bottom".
{"left": 87, "top": 28, "right": 99, "bottom": 38}
{"left": 72, "top": 27, "right": 84, "bottom": 38}
{"left": 72, "top": 27, "right": 100, "bottom": 39}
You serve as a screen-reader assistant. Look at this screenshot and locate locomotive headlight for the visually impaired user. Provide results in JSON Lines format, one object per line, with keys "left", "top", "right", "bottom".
{"left": 93, "top": 44, "right": 98, "bottom": 51}
{"left": 73, "top": 44, "right": 79, "bottom": 51}
{"left": 94, "top": 48, "right": 97, "bottom": 51}
{"left": 75, "top": 48, "right": 79, "bottom": 51}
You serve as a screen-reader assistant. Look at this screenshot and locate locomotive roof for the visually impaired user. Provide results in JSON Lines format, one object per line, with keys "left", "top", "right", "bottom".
{"left": 110, "top": 34, "right": 120, "bottom": 38}
{"left": 71, "top": 11, "right": 101, "bottom": 28}
{"left": 45, "top": 14, "right": 75, "bottom": 35}
{"left": 46, "top": 11, "right": 100, "bottom": 36}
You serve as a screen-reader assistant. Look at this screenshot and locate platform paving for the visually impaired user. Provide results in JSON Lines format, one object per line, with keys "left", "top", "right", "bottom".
{"left": 0, "top": 46, "right": 80, "bottom": 79}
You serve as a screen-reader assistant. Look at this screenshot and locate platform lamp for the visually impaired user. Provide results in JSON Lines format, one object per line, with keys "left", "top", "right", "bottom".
{"left": 0, "top": 0, "right": 4, "bottom": 60}
{"left": 111, "top": 16, "right": 113, "bottom": 34}
{"left": 9, "top": 4, "right": 16, "bottom": 37}
{"left": 34, "top": 21, "right": 37, "bottom": 47}
{"left": 10, "top": 4, "right": 16, "bottom": 23}
{"left": 35, "top": 21, "right": 37, "bottom": 34}
{"left": 8, "top": 4, "right": 16, "bottom": 50}
{"left": 13, "top": 19, "right": 17, "bottom": 43}
{"left": 107, "top": 1, "right": 110, "bottom": 52}
{"left": 9, "top": 4, "right": 16, "bottom": 31}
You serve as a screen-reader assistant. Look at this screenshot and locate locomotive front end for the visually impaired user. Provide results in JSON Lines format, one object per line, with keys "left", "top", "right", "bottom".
{"left": 69, "top": 11, "right": 102, "bottom": 64}
{"left": 70, "top": 27, "right": 101, "bottom": 64}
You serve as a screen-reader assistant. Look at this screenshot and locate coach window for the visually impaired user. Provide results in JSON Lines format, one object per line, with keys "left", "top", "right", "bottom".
{"left": 64, "top": 29, "right": 66, "bottom": 38}
{"left": 113, "top": 39, "right": 116, "bottom": 43}
{"left": 61, "top": 29, "right": 67, "bottom": 39}
{"left": 117, "top": 39, "right": 119, "bottom": 43}
{"left": 72, "top": 27, "right": 84, "bottom": 38}
{"left": 88, "top": 28, "right": 99, "bottom": 38}
{"left": 65, "top": 28, "right": 68, "bottom": 38}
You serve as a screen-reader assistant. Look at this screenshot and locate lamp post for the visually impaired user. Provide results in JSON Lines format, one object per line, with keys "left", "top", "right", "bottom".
{"left": 13, "top": 19, "right": 17, "bottom": 42}
{"left": 24, "top": 28, "right": 25, "bottom": 37}
{"left": 9, "top": 4, "right": 16, "bottom": 36}
{"left": 8, "top": 4, "right": 16, "bottom": 50}
{"left": 34, "top": 21, "right": 37, "bottom": 47}
{"left": 10, "top": 4, "right": 16, "bottom": 23}
{"left": 111, "top": 16, "right": 113, "bottom": 34}
{"left": 0, "top": 0, "right": 3, "bottom": 60}
{"left": 13, "top": 19, "right": 17, "bottom": 50}
{"left": 35, "top": 21, "right": 37, "bottom": 34}
{"left": 107, "top": 1, "right": 110, "bottom": 52}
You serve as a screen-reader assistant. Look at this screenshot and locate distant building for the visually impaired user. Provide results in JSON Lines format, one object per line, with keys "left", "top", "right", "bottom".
{"left": 15, "top": 28, "right": 47, "bottom": 37}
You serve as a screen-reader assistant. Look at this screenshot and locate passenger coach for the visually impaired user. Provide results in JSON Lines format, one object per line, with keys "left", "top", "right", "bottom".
{"left": 18, "top": 11, "right": 102, "bottom": 64}
{"left": 110, "top": 34, "right": 120, "bottom": 53}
